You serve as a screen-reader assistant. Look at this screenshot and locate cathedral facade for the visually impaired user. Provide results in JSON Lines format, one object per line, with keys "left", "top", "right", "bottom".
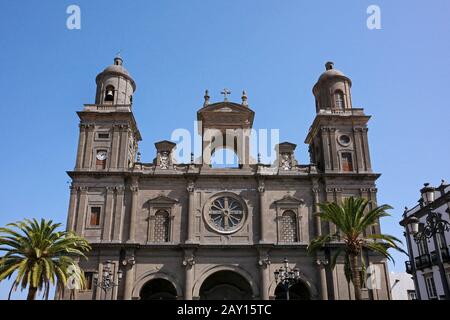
{"left": 63, "top": 57, "right": 392, "bottom": 300}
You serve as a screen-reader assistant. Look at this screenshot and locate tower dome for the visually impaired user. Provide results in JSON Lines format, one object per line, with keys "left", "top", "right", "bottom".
{"left": 313, "top": 62, "right": 352, "bottom": 113}
{"left": 95, "top": 56, "right": 136, "bottom": 105}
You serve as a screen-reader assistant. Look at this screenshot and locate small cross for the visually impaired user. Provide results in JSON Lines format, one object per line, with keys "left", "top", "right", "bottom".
{"left": 221, "top": 88, "right": 231, "bottom": 101}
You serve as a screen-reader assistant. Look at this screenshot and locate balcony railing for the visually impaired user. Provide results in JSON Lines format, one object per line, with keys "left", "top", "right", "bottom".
{"left": 415, "top": 254, "right": 432, "bottom": 270}
{"left": 430, "top": 247, "right": 450, "bottom": 264}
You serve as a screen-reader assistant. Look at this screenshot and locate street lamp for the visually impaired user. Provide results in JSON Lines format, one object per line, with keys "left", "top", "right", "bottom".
{"left": 420, "top": 183, "right": 436, "bottom": 205}
{"left": 274, "top": 258, "right": 301, "bottom": 300}
{"left": 407, "top": 183, "right": 450, "bottom": 300}
{"left": 93, "top": 260, "right": 123, "bottom": 300}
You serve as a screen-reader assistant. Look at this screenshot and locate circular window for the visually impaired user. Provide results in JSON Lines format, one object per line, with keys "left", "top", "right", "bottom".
{"left": 338, "top": 134, "right": 351, "bottom": 146}
{"left": 205, "top": 195, "right": 246, "bottom": 234}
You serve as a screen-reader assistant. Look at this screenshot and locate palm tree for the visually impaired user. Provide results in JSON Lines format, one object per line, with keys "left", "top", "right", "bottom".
{"left": 307, "top": 197, "right": 405, "bottom": 300}
{"left": 0, "top": 218, "right": 91, "bottom": 300}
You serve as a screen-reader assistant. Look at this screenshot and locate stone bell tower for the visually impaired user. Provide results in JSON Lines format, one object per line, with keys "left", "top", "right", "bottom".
{"left": 74, "top": 56, "right": 141, "bottom": 172}
{"left": 305, "top": 62, "right": 372, "bottom": 174}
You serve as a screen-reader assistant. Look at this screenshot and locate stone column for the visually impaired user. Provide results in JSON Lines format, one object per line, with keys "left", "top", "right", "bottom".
{"left": 320, "top": 128, "right": 331, "bottom": 172}
{"left": 186, "top": 180, "right": 195, "bottom": 243}
{"left": 128, "top": 181, "right": 139, "bottom": 242}
{"left": 123, "top": 251, "right": 136, "bottom": 300}
{"left": 329, "top": 128, "right": 338, "bottom": 171}
{"left": 183, "top": 250, "right": 196, "bottom": 300}
{"left": 75, "top": 187, "right": 88, "bottom": 235}
{"left": 326, "top": 187, "right": 336, "bottom": 234}
{"left": 312, "top": 184, "right": 321, "bottom": 237}
{"left": 83, "top": 124, "right": 94, "bottom": 169}
{"left": 353, "top": 128, "right": 364, "bottom": 173}
{"left": 75, "top": 124, "right": 87, "bottom": 169}
{"left": 316, "top": 258, "right": 329, "bottom": 300}
{"left": 66, "top": 185, "right": 79, "bottom": 231}
{"left": 258, "top": 252, "right": 271, "bottom": 300}
{"left": 361, "top": 128, "right": 372, "bottom": 171}
{"left": 102, "top": 187, "right": 115, "bottom": 241}
{"left": 113, "top": 186, "right": 125, "bottom": 242}
{"left": 109, "top": 125, "right": 121, "bottom": 169}
{"left": 118, "top": 125, "right": 130, "bottom": 169}
{"left": 258, "top": 179, "right": 267, "bottom": 243}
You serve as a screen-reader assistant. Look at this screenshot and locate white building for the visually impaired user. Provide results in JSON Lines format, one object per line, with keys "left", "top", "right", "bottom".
{"left": 400, "top": 181, "right": 450, "bottom": 300}
{"left": 389, "top": 272, "right": 416, "bottom": 300}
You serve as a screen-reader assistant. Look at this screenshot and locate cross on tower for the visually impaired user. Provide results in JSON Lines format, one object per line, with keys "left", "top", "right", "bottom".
{"left": 221, "top": 88, "right": 231, "bottom": 101}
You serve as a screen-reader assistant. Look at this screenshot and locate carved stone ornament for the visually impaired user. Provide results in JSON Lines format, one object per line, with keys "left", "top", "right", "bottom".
{"left": 182, "top": 256, "right": 196, "bottom": 268}
{"left": 258, "top": 180, "right": 265, "bottom": 193}
{"left": 280, "top": 153, "right": 292, "bottom": 171}
{"left": 187, "top": 181, "right": 195, "bottom": 193}
{"left": 160, "top": 151, "right": 170, "bottom": 169}
{"left": 258, "top": 256, "right": 271, "bottom": 268}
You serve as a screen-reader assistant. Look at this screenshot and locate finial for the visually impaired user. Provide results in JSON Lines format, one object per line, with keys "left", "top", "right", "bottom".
{"left": 325, "top": 61, "right": 334, "bottom": 70}
{"left": 241, "top": 90, "right": 248, "bottom": 106}
{"left": 190, "top": 152, "right": 194, "bottom": 164}
{"left": 221, "top": 88, "right": 231, "bottom": 102}
{"left": 114, "top": 51, "right": 123, "bottom": 66}
{"left": 257, "top": 153, "right": 261, "bottom": 164}
{"left": 203, "top": 90, "right": 210, "bottom": 107}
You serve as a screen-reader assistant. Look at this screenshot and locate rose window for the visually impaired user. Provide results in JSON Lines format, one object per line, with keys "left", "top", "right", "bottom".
{"left": 207, "top": 196, "right": 245, "bottom": 233}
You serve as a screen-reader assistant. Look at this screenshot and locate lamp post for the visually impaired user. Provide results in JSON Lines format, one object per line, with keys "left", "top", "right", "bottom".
{"left": 407, "top": 183, "right": 450, "bottom": 300}
{"left": 93, "top": 260, "right": 123, "bottom": 300}
{"left": 274, "top": 258, "right": 301, "bottom": 300}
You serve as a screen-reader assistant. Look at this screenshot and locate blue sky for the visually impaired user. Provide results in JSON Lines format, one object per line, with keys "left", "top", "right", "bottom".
{"left": 0, "top": 0, "right": 449, "bottom": 299}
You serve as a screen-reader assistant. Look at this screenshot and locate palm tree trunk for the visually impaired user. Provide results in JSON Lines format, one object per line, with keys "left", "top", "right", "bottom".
{"left": 27, "top": 286, "right": 38, "bottom": 300}
{"left": 349, "top": 253, "right": 362, "bottom": 300}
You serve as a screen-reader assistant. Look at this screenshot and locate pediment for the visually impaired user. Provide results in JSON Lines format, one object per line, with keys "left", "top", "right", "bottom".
{"left": 199, "top": 102, "right": 253, "bottom": 113}
{"left": 146, "top": 195, "right": 179, "bottom": 205}
{"left": 197, "top": 102, "right": 255, "bottom": 126}
{"left": 273, "top": 194, "right": 305, "bottom": 206}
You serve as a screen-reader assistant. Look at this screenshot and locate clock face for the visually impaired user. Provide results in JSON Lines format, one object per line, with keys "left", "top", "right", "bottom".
{"left": 96, "top": 151, "right": 107, "bottom": 161}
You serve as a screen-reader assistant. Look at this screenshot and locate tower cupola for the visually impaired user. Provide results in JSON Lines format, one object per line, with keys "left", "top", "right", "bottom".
{"left": 95, "top": 55, "right": 136, "bottom": 105}
{"left": 313, "top": 62, "right": 352, "bottom": 113}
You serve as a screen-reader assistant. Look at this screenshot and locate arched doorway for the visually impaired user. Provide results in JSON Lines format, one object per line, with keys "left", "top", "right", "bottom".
{"left": 199, "top": 271, "right": 253, "bottom": 300}
{"left": 274, "top": 281, "right": 311, "bottom": 300}
{"left": 140, "top": 278, "right": 178, "bottom": 300}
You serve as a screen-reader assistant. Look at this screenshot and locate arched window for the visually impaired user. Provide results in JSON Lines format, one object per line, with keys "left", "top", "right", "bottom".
{"left": 154, "top": 210, "right": 170, "bottom": 242}
{"left": 341, "top": 152, "right": 354, "bottom": 172}
{"left": 280, "top": 210, "right": 298, "bottom": 242}
{"left": 105, "top": 85, "right": 115, "bottom": 102}
{"left": 335, "top": 90, "right": 345, "bottom": 109}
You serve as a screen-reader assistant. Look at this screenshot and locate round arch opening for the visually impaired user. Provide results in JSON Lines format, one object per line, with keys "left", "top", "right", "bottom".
{"left": 139, "top": 278, "right": 178, "bottom": 300}
{"left": 274, "top": 281, "right": 311, "bottom": 300}
{"left": 199, "top": 270, "right": 253, "bottom": 300}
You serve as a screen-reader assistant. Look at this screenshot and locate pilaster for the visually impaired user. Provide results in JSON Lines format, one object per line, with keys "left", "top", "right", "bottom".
{"left": 183, "top": 249, "right": 196, "bottom": 300}
{"left": 75, "top": 186, "right": 88, "bottom": 235}
{"left": 128, "top": 177, "right": 139, "bottom": 242}
{"left": 112, "top": 186, "right": 125, "bottom": 242}
{"left": 102, "top": 186, "right": 115, "bottom": 241}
